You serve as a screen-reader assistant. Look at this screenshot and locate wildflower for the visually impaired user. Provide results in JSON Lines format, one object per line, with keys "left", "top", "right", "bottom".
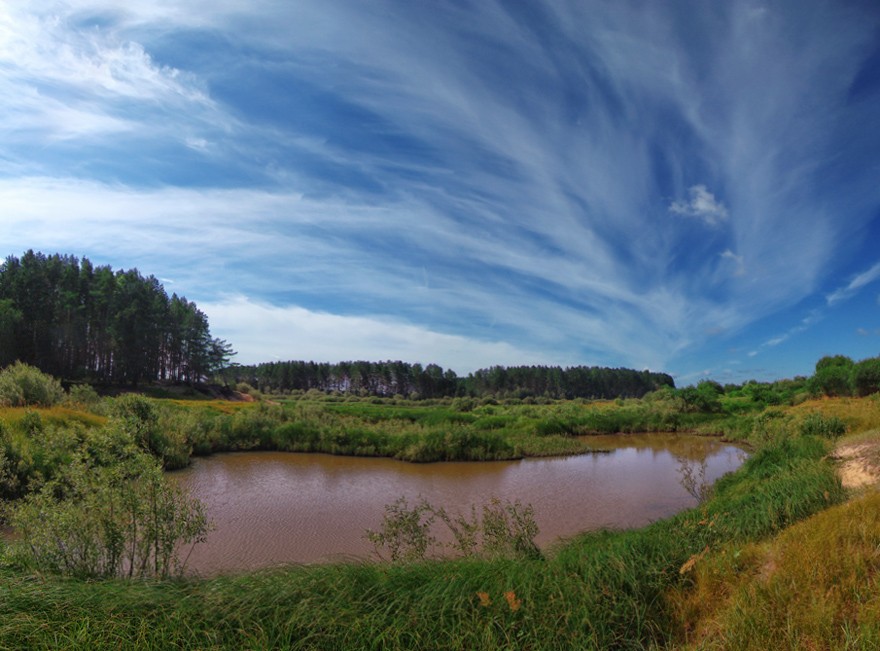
{"left": 504, "top": 590, "right": 521, "bottom": 612}
{"left": 476, "top": 591, "right": 491, "bottom": 607}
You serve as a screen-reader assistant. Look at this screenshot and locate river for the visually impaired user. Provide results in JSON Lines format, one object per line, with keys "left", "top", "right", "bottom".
{"left": 171, "top": 433, "right": 744, "bottom": 575}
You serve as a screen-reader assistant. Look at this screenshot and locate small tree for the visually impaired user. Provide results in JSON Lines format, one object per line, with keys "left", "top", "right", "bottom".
{"left": 6, "top": 452, "right": 210, "bottom": 579}
{"left": 852, "top": 357, "right": 880, "bottom": 397}
{"left": 810, "top": 355, "right": 854, "bottom": 397}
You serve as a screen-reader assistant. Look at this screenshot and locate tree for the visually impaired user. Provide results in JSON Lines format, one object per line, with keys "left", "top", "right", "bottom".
{"left": 0, "top": 252, "right": 230, "bottom": 386}
{"left": 811, "top": 355, "right": 854, "bottom": 397}
{"left": 0, "top": 298, "right": 22, "bottom": 367}
{"left": 6, "top": 452, "right": 210, "bottom": 579}
{"left": 852, "top": 357, "right": 880, "bottom": 397}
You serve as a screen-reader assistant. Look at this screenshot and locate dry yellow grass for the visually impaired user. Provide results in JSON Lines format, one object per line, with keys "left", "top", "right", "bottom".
{"left": 167, "top": 399, "right": 256, "bottom": 415}
{"left": 0, "top": 406, "right": 106, "bottom": 428}
{"left": 670, "top": 490, "right": 880, "bottom": 650}
{"left": 787, "top": 396, "right": 880, "bottom": 435}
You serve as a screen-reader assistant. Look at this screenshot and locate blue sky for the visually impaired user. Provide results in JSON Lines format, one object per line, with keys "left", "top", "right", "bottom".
{"left": 1, "top": 1, "right": 879, "bottom": 385}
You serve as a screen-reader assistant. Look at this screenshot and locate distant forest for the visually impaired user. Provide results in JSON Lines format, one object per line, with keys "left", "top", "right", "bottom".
{"left": 231, "top": 360, "right": 675, "bottom": 400}
{"left": 0, "top": 250, "right": 674, "bottom": 399}
{"left": 0, "top": 251, "right": 233, "bottom": 385}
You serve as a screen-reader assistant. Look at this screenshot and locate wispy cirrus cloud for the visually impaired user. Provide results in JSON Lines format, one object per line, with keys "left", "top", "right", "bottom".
{"left": 826, "top": 261, "right": 880, "bottom": 306}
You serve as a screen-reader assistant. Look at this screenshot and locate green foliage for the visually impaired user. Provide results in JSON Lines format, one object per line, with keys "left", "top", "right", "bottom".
{"left": 799, "top": 412, "right": 847, "bottom": 439}
{"left": 0, "top": 251, "right": 232, "bottom": 385}
{"left": 66, "top": 383, "right": 101, "bottom": 407}
{"left": 365, "top": 496, "right": 438, "bottom": 562}
{"left": 0, "top": 385, "right": 858, "bottom": 650}
{"left": 479, "top": 498, "right": 542, "bottom": 560}
{"left": 110, "top": 394, "right": 159, "bottom": 450}
{"left": 233, "top": 359, "right": 674, "bottom": 400}
{"left": 110, "top": 394, "right": 190, "bottom": 468}
{"left": 852, "top": 356, "right": 880, "bottom": 397}
{"left": 810, "top": 354, "right": 855, "bottom": 397}
{"left": 4, "top": 452, "right": 209, "bottom": 579}
{"left": 677, "top": 381, "right": 723, "bottom": 413}
{"left": 366, "top": 496, "right": 541, "bottom": 562}
{"left": 0, "top": 362, "right": 64, "bottom": 407}
{"left": 0, "top": 438, "right": 20, "bottom": 498}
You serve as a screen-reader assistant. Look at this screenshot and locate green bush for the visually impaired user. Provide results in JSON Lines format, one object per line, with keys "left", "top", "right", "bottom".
{"left": 110, "top": 395, "right": 190, "bottom": 468}
{"left": 852, "top": 357, "right": 880, "bottom": 397}
{"left": 0, "top": 362, "right": 64, "bottom": 407}
{"left": 5, "top": 453, "right": 210, "bottom": 579}
{"left": 810, "top": 355, "right": 854, "bottom": 397}
{"left": 799, "top": 412, "right": 846, "bottom": 439}
{"left": 366, "top": 495, "right": 541, "bottom": 562}
{"left": 66, "top": 383, "right": 101, "bottom": 407}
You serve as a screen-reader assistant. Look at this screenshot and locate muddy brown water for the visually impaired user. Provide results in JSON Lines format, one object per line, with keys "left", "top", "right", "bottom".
{"left": 170, "top": 434, "right": 745, "bottom": 575}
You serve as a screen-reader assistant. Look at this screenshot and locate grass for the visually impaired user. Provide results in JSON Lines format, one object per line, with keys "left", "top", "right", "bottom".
{"left": 0, "top": 406, "right": 106, "bottom": 429}
{"left": 787, "top": 395, "right": 880, "bottom": 433}
{"left": 668, "top": 490, "right": 880, "bottom": 650}
{"left": 0, "top": 426, "right": 847, "bottom": 650}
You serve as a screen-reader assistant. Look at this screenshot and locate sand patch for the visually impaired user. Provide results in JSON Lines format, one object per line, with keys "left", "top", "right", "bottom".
{"left": 834, "top": 440, "right": 880, "bottom": 490}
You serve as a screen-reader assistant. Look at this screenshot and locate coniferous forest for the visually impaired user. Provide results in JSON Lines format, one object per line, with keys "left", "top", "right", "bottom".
{"left": 232, "top": 360, "right": 675, "bottom": 400}
{"left": 0, "top": 250, "right": 234, "bottom": 385}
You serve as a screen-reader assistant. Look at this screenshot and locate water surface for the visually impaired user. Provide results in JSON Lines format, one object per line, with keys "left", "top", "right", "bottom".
{"left": 172, "top": 434, "right": 744, "bottom": 574}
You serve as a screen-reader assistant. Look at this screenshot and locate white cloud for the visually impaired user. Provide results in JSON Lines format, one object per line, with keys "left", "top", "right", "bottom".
{"left": 200, "top": 295, "right": 553, "bottom": 373}
{"left": 0, "top": 3, "right": 219, "bottom": 146}
{"left": 826, "top": 261, "right": 880, "bottom": 306}
{"left": 670, "top": 185, "right": 729, "bottom": 226}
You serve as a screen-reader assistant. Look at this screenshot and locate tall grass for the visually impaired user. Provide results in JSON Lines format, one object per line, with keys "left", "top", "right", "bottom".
{"left": 668, "top": 490, "right": 880, "bottom": 650}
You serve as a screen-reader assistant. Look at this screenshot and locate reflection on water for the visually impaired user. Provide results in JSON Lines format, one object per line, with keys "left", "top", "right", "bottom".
{"left": 171, "top": 434, "right": 744, "bottom": 575}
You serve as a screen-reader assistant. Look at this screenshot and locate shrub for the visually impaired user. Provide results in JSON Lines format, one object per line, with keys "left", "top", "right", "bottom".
{"left": 110, "top": 395, "right": 190, "bottom": 468}
{"left": 0, "top": 362, "right": 64, "bottom": 407}
{"left": 110, "top": 394, "right": 159, "bottom": 447}
{"left": 799, "top": 413, "right": 846, "bottom": 439}
{"left": 810, "top": 355, "right": 854, "bottom": 397}
{"left": 365, "top": 495, "right": 541, "bottom": 562}
{"left": 66, "top": 383, "right": 101, "bottom": 407}
{"left": 5, "top": 453, "right": 210, "bottom": 579}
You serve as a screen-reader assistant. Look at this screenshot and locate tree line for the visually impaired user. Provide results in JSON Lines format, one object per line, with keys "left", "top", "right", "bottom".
{"left": 230, "top": 360, "right": 675, "bottom": 400}
{"left": 0, "top": 251, "right": 233, "bottom": 385}
{"left": 808, "top": 354, "right": 880, "bottom": 398}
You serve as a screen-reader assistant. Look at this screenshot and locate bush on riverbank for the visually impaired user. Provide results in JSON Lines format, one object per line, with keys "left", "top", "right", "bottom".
{"left": 4, "top": 452, "right": 209, "bottom": 579}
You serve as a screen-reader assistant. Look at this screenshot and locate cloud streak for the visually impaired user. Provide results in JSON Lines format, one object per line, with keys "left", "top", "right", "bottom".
{"left": 826, "top": 261, "right": 880, "bottom": 306}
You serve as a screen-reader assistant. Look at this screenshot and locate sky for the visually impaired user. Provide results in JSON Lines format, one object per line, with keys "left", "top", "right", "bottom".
{"left": 1, "top": 1, "right": 879, "bottom": 385}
